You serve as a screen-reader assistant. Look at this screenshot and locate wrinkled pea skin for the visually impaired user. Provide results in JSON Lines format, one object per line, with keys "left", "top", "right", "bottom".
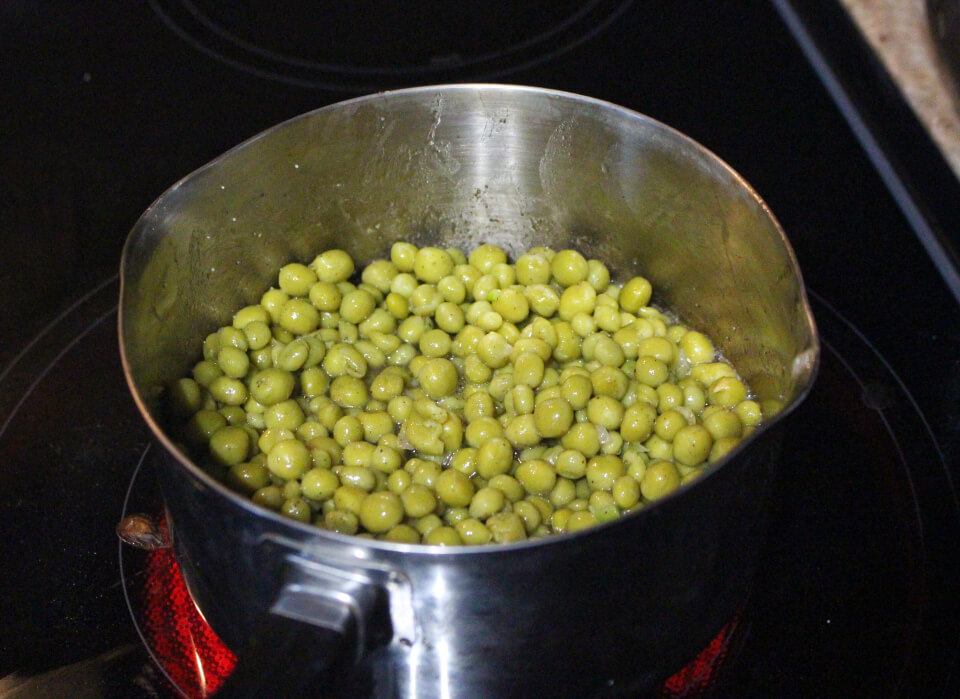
{"left": 172, "top": 243, "right": 762, "bottom": 544}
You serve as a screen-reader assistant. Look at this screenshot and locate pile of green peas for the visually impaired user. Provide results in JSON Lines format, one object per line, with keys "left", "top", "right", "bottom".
{"left": 169, "top": 242, "right": 764, "bottom": 545}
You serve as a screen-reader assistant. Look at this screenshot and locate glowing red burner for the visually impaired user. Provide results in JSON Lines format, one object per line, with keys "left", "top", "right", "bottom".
{"left": 138, "top": 546, "right": 737, "bottom": 698}
{"left": 659, "top": 615, "right": 739, "bottom": 697}
{"left": 141, "top": 547, "right": 236, "bottom": 697}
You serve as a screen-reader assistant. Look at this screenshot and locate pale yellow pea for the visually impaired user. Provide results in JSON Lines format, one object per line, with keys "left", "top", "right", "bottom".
{"left": 673, "top": 424, "right": 713, "bottom": 466}
{"left": 566, "top": 511, "right": 598, "bottom": 533}
{"left": 390, "top": 242, "right": 418, "bottom": 272}
{"left": 434, "top": 302, "right": 465, "bottom": 334}
{"left": 571, "top": 312, "right": 597, "bottom": 338}
{"left": 390, "top": 272, "right": 419, "bottom": 297}
{"left": 232, "top": 304, "right": 270, "bottom": 330}
{"left": 359, "top": 491, "right": 405, "bottom": 533}
{"left": 708, "top": 376, "right": 749, "bottom": 408}
{"left": 409, "top": 284, "right": 442, "bottom": 316}
{"left": 456, "top": 518, "right": 493, "bottom": 545}
{"left": 260, "top": 288, "right": 290, "bottom": 324}
{"left": 710, "top": 436, "right": 742, "bottom": 463}
{"left": 434, "top": 469, "right": 475, "bottom": 507}
{"left": 612, "top": 475, "right": 641, "bottom": 509}
{"left": 329, "top": 376, "right": 368, "bottom": 409}
{"left": 490, "top": 263, "right": 515, "bottom": 288}
{"left": 654, "top": 409, "right": 689, "bottom": 441}
{"left": 679, "top": 330, "right": 715, "bottom": 364}
{"left": 690, "top": 361, "right": 738, "bottom": 387}
{"left": 463, "top": 391, "right": 496, "bottom": 422}
{"left": 504, "top": 385, "right": 535, "bottom": 415}
{"left": 524, "top": 284, "right": 560, "bottom": 317}
{"left": 703, "top": 409, "right": 743, "bottom": 440}
{"left": 618, "top": 277, "right": 653, "bottom": 312}
{"left": 734, "top": 400, "right": 763, "bottom": 426}
{"left": 657, "top": 382, "right": 684, "bottom": 413}
{"left": 589, "top": 491, "right": 620, "bottom": 523}
{"left": 533, "top": 397, "right": 574, "bottom": 438}
{"left": 400, "top": 483, "right": 439, "bottom": 517}
{"left": 640, "top": 460, "right": 681, "bottom": 501}
{"left": 311, "top": 249, "right": 355, "bottom": 283}
{"left": 475, "top": 437, "right": 514, "bottom": 478}
{"left": 561, "top": 422, "right": 601, "bottom": 457}
{"left": 468, "top": 243, "right": 508, "bottom": 273}
{"left": 437, "top": 275, "right": 467, "bottom": 304}
{"left": 515, "top": 252, "right": 551, "bottom": 285}
{"left": 333, "top": 415, "right": 364, "bottom": 446}
{"left": 504, "top": 414, "right": 541, "bottom": 448}
{"left": 461, "top": 355, "right": 491, "bottom": 384}
{"left": 419, "top": 328, "right": 452, "bottom": 358}
{"left": 513, "top": 351, "right": 545, "bottom": 388}
{"left": 586, "top": 396, "right": 624, "bottom": 430}
{"left": 644, "top": 434, "right": 674, "bottom": 461}
{"left": 493, "top": 288, "right": 529, "bottom": 324}
{"left": 476, "top": 332, "right": 512, "bottom": 369}
{"left": 487, "top": 512, "right": 528, "bottom": 543}
{"left": 620, "top": 401, "right": 657, "bottom": 442}
{"left": 558, "top": 281, "right": 597, "bottom": 321}
{"left": 413, "top": 247, "right": 454, "bottom": 283}
{"left": 550, "top": 249, "right": 589, "bottom": 287}
{"left": 339, "top": 288, "right": 377, "bottom": 324}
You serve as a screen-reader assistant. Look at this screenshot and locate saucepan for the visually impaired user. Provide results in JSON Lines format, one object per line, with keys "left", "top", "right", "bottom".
{"left": 119, "top": 84, "right": 818, "bottom": 697}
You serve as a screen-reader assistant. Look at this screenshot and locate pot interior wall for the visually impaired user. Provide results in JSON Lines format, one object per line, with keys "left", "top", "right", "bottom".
{"left": 121, "top": 86, "right": 815, "bottom": 435}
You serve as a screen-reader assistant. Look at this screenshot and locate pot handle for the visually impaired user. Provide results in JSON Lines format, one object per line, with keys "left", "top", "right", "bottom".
{"left": 214, "top": 551, "right": 414, "bottom": 697}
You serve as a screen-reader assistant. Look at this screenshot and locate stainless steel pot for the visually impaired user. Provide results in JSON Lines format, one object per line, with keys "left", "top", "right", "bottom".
{"left": 119, "top": 84, "right": 818, "bottom": 698}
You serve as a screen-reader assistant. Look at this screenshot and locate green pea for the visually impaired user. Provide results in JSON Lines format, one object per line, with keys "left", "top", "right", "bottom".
{"left": 278, "top": 298, "right": 320, "bottom": 335}
{"left": 561, "top": 422, "right": 601, "bottom": 457}
{"left": 515, "top": 459, "right": 557, "bottom": 496}
{"left": 469, "top": 486, "right": 505, "bottom": 520}
{"left": 486, "top": 512, "right": 527, "bottom": 543}
{"left": 619, "top": 277, "right": 653, "bottom": 313}
{"left": 558, "top": 281, "right": 597, "bottom": 321}
{"left": 401, "top": 483, "right": 440, "bottom": 516}
{"left": 233, "top": 304, "right": 271, "bottom": 329}
{"left": 300, "top": 468, "right": 339, "bottom": 501}
{"left": 475, "top": 437, "right": 513, "bottom": 478}
{"left": 208, "top": 376, "right": 248, "bottom": 406}
{"left": 640, "top": 460, "right": 681, "bottom": 501}
{"left": 311, "top": 249, "right": 355, "bottom": 283}
{"left": 672, "top": 424, "right": 713, "bottom": 466}
{"left": 250, "top": 368, "right": 295, "bottom": 406}
{"left": 209, "top": 425, "right": 251, "bottom": 466}
{"left": 419, "top": 328, "right": 452, "bottom": 358}
{"left": 586, "top": 454, "right": 625, "bottom": 491}
{"left": 227, "top": 461, "right": 271, "bottom": 494}
{"left": 424, "top": 526, "right": 462, "bottom": 546}
{"left": 550, "top": 249, "right": 589, "bottom": 287}
{"left": 358, "top": 492, "right": 404, "bottom": 533}
{"left": 586, "top": 396, "right": 624, "bottom": 430}
{"left": 278, "top": 263, "right": 318, "bottom": 297}
{"left": 324, "top": 509, "right": 360, "bottom": 535}
{"left": 390, "top": 242, "right": 418, "bottom": 272}
{"left": 329, "top": 376, "right": 369, "bottom": 408}
{"left": 468, "top": 244, "right": 508, "bottom": 273}
{"left": 252, "top": 484, "right": 285, "bottom": 510}
{"left": 612, "top": 475, "right": 641, "bottom": 509}
{"left": 267, "top": 439, "right": 311, "bottom": 481}
{"left": 414, "top": 247, "right": 454, "bottom": 283}
{"left": 566, "top": 510, "right": 598, "bottom": 533}
{"left": 533, "top": 397, "right": 574, "bottom": 438}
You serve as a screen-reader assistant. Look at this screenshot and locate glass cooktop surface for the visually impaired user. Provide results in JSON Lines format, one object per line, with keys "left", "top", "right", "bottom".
{"left": 1, "top": 0, "right": 958, "bottom": 696}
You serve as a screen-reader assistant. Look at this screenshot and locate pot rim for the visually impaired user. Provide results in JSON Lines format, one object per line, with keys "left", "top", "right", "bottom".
{"left": 118, "top": 82, "right": 820, "bottom": 556}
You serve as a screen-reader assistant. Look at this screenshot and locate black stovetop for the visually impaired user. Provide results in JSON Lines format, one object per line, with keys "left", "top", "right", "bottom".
{"left": 2, "top": 1, "right": 959, "bottom": 697}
